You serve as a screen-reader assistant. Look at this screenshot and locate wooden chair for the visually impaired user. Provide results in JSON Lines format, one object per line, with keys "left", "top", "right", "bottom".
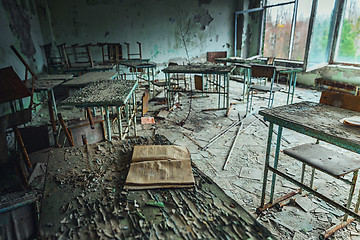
{"left": 283, "top": 91, "right": 360, "bottom": 221}
{"left": 246, "top": 64, "right": 281, "bottom": 113}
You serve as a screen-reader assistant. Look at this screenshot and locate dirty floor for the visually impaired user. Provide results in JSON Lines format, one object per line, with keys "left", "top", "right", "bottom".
{"left": 27, "top": 77, "right": 360, "bottom": 239}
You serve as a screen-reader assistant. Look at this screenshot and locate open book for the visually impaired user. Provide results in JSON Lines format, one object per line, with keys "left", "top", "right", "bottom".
{"left": 124, "top": 145, "right": 195, "bottom": 190}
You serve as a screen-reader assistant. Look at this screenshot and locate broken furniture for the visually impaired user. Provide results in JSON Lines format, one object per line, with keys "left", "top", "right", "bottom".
{"left": 162, "top": 64, "right": 235, "bottom": 112}
{"left": 56, "top": 116, "right": 105, "bottom": 147}
{"left": 0, "top": 66, "right": 33, "bottom": 186}
{"left": 25, "top": 74, "right": 73, "bottom": 144}
{"left": 258, "top": 101, "right": 360, "bottom": 237}
{"left": 39, "top": 137, "right": 275, "bottom": 239}
{"left": 98, "top": 42, "right": 123, "bottom": 63}
{"left": 124, "top": 145, "right": 195, "bottom": 190}
{"left": 62, "top": 79, "right": 138, "bottom": 141}
{"left": 41, "top": 43, "right": 66, "bottom": 73}
{"left": 124, "top": 41, "right": 142, "bottom": 60}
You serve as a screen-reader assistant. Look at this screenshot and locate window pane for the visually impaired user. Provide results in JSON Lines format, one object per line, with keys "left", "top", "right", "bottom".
{"left": 336, "top": 0, "right": 360, "bottom": 64}
{"left": 291, "top": 0, "right": 312, "bottom": 60}
{"left": 307, "top": 0, "right": 336, "bottom": 68}
{"left": 263, "top": 4, "right": 294, "bottom": 59}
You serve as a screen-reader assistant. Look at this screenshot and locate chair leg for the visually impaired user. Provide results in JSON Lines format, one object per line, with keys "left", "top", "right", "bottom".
{"left": 310, "top": 168, "right": 315, "bottom": 189}
{"left": 300, "top": 163, "right": 306, "bottom": 194}
{"left": 344, "top": 170, "right": 358, "bottom": 221}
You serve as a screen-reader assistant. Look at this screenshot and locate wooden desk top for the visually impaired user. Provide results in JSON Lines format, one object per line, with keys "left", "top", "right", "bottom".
{"left": 62, "top": 79, "right": 137, "bottom": 107}
{"left": 259, "top": 101, "right": 360, "bottom": 153}
{"left": 162, "top": 64, "right": 235, "bottom": 74}
{"left": 118, "top": 60, "right": 155, "bottom": 68}
{"left": 62, "top": 71, "right": 118, "bottom": 88}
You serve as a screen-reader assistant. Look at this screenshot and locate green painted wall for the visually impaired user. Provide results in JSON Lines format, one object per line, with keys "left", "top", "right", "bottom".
{"left": 45, "top": 0, "right": 238, "bottom": 64}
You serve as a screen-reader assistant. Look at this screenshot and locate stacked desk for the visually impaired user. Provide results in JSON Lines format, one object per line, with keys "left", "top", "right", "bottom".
{"left": 259, "top": 102, "right": 360, "bottom": 222}
{"left": 162, "top": 64, "right": 235, "bottom": 112}
{"left": 62, "top": 80, "right": 138, "bottom": 141}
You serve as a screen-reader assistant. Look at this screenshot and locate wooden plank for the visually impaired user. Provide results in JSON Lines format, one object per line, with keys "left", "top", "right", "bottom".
{"left": 142, "top": 90, "right": 149, "bottom": 116}
{"left": 194, "top": 75, "right": 203, "bottom": 91}
{"left": 320, "top": 91, "right": 360, "bottom": 112}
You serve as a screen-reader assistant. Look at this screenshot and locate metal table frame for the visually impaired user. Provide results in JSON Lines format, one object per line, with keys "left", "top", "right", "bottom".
{"left": 118, "top": 60, "right": 156, "bottom": 96}
{"left": 62, "top": 80, "right": 138, "bottom": 141}
{"left": 259, "top": 101, "right": 360, "bottom": 221}
{"left": 162, "top": 65, "right": 234, "bottom": 112}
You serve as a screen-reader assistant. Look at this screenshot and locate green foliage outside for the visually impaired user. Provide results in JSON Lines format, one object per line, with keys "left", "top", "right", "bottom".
{"left": 338, "top": 18, "right": 360, "bottom": 61}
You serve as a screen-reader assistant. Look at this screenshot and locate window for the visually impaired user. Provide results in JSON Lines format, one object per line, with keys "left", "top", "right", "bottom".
{"left": 306, "top": 0, "right": 336, "bottom": 69}
{"left": 335, "top": 0, "right": 360, "bottom": 64}
{"left": 263, "top": 0, "right": 312, "bottom": 61}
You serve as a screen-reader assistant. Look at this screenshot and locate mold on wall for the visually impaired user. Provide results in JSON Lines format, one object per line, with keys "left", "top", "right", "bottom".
{"left": 45, "top": 0, "right": 237, "bottom": 64}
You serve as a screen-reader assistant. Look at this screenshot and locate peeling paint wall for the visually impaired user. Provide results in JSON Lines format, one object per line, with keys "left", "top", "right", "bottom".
{"left": 0, "top": 0, "right": 47, "bottom": 79}
{"left": 297, "top": 65, "right": 360, "bottom": 86}
{"left": 46, "top": 0, "right": 237, "bottom": 64}
{"left": 236, "top": 0, "right": 262, "bottom": 58}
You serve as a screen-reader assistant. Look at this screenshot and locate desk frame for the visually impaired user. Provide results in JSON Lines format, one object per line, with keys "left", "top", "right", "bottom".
{"left": 163, "top": 67, "right": 233, "bottom": 112}
{"left": 259, "top": 102, "right": 360, "bottom": 221}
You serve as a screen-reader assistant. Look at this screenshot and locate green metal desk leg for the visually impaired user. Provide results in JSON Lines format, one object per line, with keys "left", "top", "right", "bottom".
{"left": 226, "top": 74, "right": 230, "bottom": 110}
{"left": 269, "top": 125, "right": 283, "bottom": 203}
{"left": 132, "top": 92, "right": 137, "bottom": 136}
{"left": 344, "top": 170, "right": 359, "bottom": 221}
{"left": 166, "top": 73, "right": 171, "bottom": 110}
{"left": 291, "top": 73, "right": 297, "bottom": 104}
{"left": 105, "top": 107, "right": 111, "bottom": 142}
{"left": 261, "top": 122, "right": 274, "bottom": 207}
{"left": 218, "top": 75, "right": 221, "bottom": 109}
{"left": 117, "top": 107, "right": 123, "bottom": 140}
{"left": 50, "top": 89, "right": 58, "bottom": 116}
{"left": 286, "top": 73, "right": 293, "bottom": 104}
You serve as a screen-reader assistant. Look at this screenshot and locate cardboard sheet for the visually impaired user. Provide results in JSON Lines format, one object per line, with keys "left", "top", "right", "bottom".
{"left": 124, "top": 145, "right": 194, "bottom": 190}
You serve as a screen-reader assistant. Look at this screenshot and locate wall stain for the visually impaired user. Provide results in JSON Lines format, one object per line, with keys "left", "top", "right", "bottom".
{"left": 198, "top": 0, "right": 211, "bottom": 6}
{"left": 193, "top": 9, "right": 213, "bottom": 30}
{"left": 2, "top": 0, "right": 36, "bottom": 58}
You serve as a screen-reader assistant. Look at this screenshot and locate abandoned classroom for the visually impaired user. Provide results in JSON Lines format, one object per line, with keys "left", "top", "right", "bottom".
{"left": 1, "top": 0, "right": 360, "bottom": 239}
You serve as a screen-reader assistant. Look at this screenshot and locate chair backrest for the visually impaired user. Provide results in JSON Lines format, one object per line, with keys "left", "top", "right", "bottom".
{"left": 206, "top": 51, "right": 227, "bottom": 63}
{"left": 267, "top": 57, "right": 275, "bottom": 65}
{"left": 320, "top": 91, "right": 360, "bottom": 112}
{"left": 251, "top": 64, "right": 275, "bottom": 78}
{"left": 168, "top": 62, "right": 178, "bottom": 66}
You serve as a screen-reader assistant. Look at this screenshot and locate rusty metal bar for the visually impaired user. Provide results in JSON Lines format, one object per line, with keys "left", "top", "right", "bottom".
{"left": 57, "top": 113, "right": 75, "bottom": 147}
{"left": 13, "top": 126, "right": 32, "bottom": 170}
{"left": 86, "top": 107, "right": 95, "bottom": 129}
